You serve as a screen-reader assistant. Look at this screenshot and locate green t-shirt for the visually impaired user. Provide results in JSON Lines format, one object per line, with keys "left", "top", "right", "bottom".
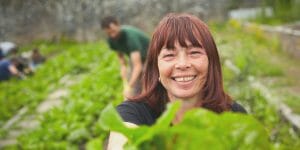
{"left": 108, "top": 26, "right": 149, "bottom": 62}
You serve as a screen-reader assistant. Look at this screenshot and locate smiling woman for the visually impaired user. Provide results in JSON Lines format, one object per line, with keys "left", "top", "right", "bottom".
{"left": 106, "top": 13, "right": 246, "bottom": 149}
{"left": 157, "top": 41, "right": 208, "bottom": 104}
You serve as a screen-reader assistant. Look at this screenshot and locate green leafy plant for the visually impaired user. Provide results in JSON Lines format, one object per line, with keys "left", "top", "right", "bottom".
{"left": 99, "top": 102, "right": 271, "bottom": 150}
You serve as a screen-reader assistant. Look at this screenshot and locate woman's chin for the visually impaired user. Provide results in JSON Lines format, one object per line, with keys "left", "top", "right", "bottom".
{"left": 171, "top": 91, "right": 196, "bottom": 100}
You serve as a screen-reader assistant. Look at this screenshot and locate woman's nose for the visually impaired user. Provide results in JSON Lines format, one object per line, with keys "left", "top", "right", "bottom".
{"left": 175, "top": 54, "right": 191, "bottom": 70}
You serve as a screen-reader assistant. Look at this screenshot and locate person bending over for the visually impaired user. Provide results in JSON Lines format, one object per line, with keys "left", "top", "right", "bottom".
{"left": 101, "top": 16, "right": 149, "bottom": 99}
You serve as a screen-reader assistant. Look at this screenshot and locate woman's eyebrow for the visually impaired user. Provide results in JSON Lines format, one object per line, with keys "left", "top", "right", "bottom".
{"left": 186, "top": 44, "right": 201, "bottom": 49}
{"left": 190, "top": 44, "right": 202, "bottom": 48}
{"left": 162, "top": 47, "right": 175, "bottom": 51}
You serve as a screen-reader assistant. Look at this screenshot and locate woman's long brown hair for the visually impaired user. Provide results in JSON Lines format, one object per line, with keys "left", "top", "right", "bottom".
{"left": 130, "top": 13, "right": 232, "bottom": 114}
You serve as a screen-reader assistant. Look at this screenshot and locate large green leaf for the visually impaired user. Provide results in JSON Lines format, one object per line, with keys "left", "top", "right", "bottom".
{"left": 99, "top": 102, "right": 271, "bottom": 150}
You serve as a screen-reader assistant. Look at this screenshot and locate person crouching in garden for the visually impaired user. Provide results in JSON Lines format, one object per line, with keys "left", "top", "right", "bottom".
{"left": 0, "top": 57, "right": 26, "bottom": 81}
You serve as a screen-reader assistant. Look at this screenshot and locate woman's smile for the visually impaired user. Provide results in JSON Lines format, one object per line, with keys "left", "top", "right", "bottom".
{"left": 171, "top": 75, "right": 198, "bottom": 90}
{"left": 171, "top": 75, "right": 197, "bottom": 82}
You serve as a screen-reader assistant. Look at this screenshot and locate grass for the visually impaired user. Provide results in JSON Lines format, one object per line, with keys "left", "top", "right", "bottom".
{"left": 284, "top": 94, "right": 300, "bottom": 114}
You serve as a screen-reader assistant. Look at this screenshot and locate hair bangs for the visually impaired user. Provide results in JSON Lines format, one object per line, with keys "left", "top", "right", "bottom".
{"left": 156, "top": 16, "right": 203, "bottom": 51}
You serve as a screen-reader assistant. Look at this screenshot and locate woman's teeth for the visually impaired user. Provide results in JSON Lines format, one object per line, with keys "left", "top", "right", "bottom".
{"left": 173, "top": 76, "right": 196, "bottom": 82}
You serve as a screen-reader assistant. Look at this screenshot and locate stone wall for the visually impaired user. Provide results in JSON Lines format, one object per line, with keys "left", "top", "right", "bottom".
{"left": 262, "top": 23, "right": 300, "bottom": 58}
{"left": 244, "top": 22, "right": 300, "bottom": 58}
{"left": 0, "top": 0, "right": 238, "bottom": 43}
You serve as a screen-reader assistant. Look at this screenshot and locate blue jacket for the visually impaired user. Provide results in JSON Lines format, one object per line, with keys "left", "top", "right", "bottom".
{"left": 0, "top": 59, "right": 12, "bottom": 81}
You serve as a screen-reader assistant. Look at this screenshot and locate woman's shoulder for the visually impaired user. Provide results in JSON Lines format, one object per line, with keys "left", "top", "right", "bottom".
{"left": 116, "top": 100, "right": 157, "bottom": 125}
{"left": 231, "top": 101, "right": 247, "bottom": 113}
{"left": 117, "top": 101, "right": 151, "bottom": 114}
{"left": 117, "top": 100, "right": 146, "bottom": 109}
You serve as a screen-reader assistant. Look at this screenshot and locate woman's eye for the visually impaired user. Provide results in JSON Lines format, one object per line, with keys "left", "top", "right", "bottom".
{"left": 190, "top": 51, "right": 201, "bottom": 55}
{"left": 163, "top": 54, "right": 174, "bottom": 58}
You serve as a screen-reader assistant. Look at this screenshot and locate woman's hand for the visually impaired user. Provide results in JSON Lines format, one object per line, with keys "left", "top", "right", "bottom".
{"left": 107, "top": 122, "right": 138, "bottom": 150}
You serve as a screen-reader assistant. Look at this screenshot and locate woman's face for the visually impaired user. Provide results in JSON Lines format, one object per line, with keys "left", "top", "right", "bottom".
{"left": 157, "top": 41, "right": 208, "bottom": 101}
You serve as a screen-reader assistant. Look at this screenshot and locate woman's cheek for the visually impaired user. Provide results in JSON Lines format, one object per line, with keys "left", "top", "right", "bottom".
{"left": 159, "top": 62, "right": 174, "bottom": 77}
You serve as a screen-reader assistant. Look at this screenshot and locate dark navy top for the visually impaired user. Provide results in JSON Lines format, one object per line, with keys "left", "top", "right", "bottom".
{"left": 117, "top": 101, "right": 247, "bottom": 126}
{"left": 0, "top": 59, "right": 12, "bottom": 81}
